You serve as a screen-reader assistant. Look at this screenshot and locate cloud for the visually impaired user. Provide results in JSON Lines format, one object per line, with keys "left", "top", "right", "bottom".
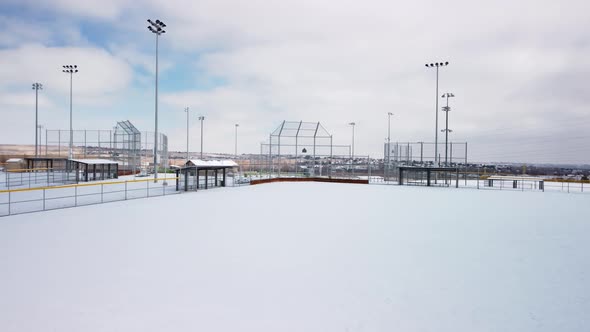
{"left": 0, "top": 44, "right": 132, "bottom": 98}
{"left": 1, "top": 0, "right": 590, "bottom": 163}
{"left": 0, "top": 43, "right": 135, "bottom": 145}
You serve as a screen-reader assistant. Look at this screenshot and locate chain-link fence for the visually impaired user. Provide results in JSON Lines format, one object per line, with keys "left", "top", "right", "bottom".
{"left": 44, "top": 125, "right": 168, "bottom": 175}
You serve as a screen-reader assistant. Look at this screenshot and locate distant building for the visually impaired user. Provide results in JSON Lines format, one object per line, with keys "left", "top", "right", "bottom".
{"left": 5, "top": 158, "right": 24, "bottom": 171}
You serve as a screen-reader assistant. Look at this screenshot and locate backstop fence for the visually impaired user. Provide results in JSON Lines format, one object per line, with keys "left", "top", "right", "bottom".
{"left": 42, "top": 121, "right": 169, "bottom": 175}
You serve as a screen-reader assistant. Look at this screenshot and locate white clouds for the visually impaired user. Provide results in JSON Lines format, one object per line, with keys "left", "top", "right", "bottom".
{"left": 0, "top": 44, "right": 133, "bottom": 98}
{"left": 1, "top": 0, "right": 590, "bottom": 163}
{"left": 0, "top": 44, "right": 134, "bottom": 145}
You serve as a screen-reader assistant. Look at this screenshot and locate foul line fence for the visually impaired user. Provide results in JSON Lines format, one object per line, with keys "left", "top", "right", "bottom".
{"left": 0, "top": 177, "right": 179, "bottom": 217}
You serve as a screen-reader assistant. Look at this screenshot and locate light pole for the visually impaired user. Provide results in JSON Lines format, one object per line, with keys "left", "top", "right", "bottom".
{"left": 62, "top": 65, "right": 78, "bottom": 159}
{"left": 198, "top": 116, "right": 205, "bottom": 159}
{"left": 234, "top": 123, "right": 239, "bottom": 159}
{"left": 147, "top": 18, "right": 166, "bottom": 181}
{"left": 425, "top": 61, "right": 449, "bottom": 166}
{"left": 184, "top": 107, "right": 190, "bottom": 160}
{"left": 348, "top": 122, "right": 356, "bottom": 160}
{"left": 387, "top": 112, "right": 393, "bottom": 178}
{"left": 37, "top": 125, "right": 44, "bottom": 156}
{"left": 32, "top": 83, "right": 43, "bottom": 157}
{"left": 441, "top": 93, "right": 455, "bottom": 166}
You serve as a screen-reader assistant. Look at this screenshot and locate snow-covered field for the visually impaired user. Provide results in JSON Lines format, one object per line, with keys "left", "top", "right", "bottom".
{"left": 0, "top": 183, "right": 589, "bottom": 331}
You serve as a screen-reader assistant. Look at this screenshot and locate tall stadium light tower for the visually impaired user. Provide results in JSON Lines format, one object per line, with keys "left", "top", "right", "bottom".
{"left": 198, "top": 116, "right": 205, "bottom": 159}
{"left": 441, "top": 92, "right": 455, "bottom": 166}
{"left": 184, "top": 107, "right": 190, "bottom": 160}
{"left": 425, "top": 61, "right": 449, "bottom": 166}
{"left": 32, "top": 83, "right": 43, "bottom": 157}
{"left": 348, "top": 122, "right": 356, "bottom": 160}
{"left": 62, "top": 65, "right": 78, "bottom": 159}
{"left": 147, "top": 18, "right": 166, "bottom": 181}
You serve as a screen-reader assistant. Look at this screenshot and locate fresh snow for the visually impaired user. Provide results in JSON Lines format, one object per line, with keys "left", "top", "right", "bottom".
{"left": 0, "top": 183, "right": 589, "bottom": 332}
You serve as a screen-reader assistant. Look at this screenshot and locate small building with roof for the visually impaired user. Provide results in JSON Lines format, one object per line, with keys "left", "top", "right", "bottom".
{"left": 176, "top": 159, "right": 238, "bottom": 191}
{"left": 5, "top": 158, "right": 24, "bottom": 171}
{"left": 69, "top": 159, "right": 119, "bottom": 182}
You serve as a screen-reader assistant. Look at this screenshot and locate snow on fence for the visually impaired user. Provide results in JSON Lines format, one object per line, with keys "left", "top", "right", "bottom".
{"left": 0, "top": 177, "right": 179, "bottom": 217}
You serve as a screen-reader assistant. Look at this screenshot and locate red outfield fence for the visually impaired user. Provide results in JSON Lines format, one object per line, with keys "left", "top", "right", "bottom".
{"left": 250, "top": 177, "right": 369, "bottom": 185}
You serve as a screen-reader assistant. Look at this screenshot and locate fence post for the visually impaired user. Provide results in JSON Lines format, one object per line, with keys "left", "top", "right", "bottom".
{"left": 75, "top": 186, "right": 78, "bottom": 206}
{"left": 8, "top": 191, "right": 11, "bottom": 215}
{"left": 43, "top": 188, "right": 46, "bottom": 211}
{"left": 147, "top": 179, "right": 149, "bottom": 197}
{"left": 125, "top": 181, "right": 128, "bottom": 200}
{"left": 101, "top": 184, "right": 104, "bottom": 203}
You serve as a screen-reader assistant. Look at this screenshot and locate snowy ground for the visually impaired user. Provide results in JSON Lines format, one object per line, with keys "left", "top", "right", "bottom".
{"left": 0, "top": 183, "right": 589, "bottom": 332}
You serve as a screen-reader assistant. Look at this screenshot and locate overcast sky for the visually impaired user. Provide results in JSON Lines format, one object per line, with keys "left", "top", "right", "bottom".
{"left": 0, "top": 0, "right": 588, "bottom": 164}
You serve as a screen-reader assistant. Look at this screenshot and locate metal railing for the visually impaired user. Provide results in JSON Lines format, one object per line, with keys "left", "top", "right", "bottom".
{"left": 1, "top": 168, "right": 75, "bottom": 189}
{"left": 0, "top": 177, "right": 179, "bottom": 217}
{"left": 368, "top": 165, "right": 590, "bottom": 194}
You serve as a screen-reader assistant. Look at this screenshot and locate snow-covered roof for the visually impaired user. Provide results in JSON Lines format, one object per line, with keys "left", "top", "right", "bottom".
{"left": 69, "top": 159, "right": 119, "bottom": 165}
{"left": 185, "top": 159, "right": 238, "bottom": 168}
{"left": 6, "top": 158, "right": 23, "bottom": 162}
{"left": 488, "top": 175, "right": 544, "bottom": 181}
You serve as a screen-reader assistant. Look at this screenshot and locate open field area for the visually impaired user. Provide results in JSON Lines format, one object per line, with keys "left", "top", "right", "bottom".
{"left": 1, "top": 182, "right": 588, "bottom": 331}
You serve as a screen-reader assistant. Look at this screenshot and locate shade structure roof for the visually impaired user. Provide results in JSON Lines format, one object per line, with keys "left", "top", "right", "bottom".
{"left": 69, "top": 159, "right": 120, "bottom": 165}
{"left": 185, "top": 159, "right": 238, "bottom": 168}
